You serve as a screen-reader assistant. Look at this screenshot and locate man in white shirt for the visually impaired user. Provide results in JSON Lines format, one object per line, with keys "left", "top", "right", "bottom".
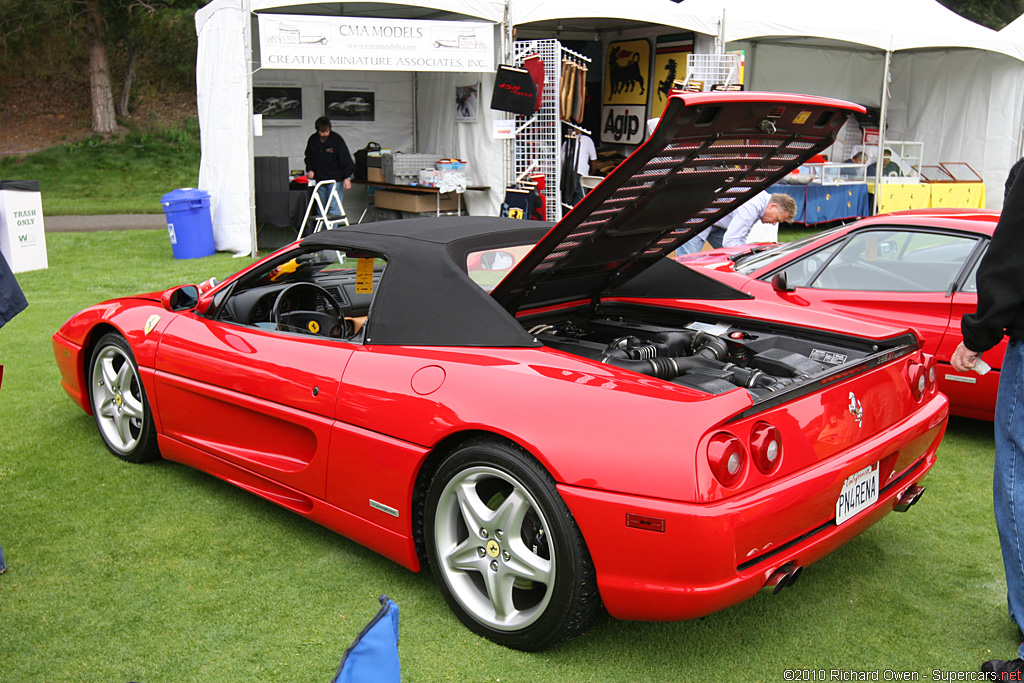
{"left": 677, "top": 191, "right": 797, "bottom": 254}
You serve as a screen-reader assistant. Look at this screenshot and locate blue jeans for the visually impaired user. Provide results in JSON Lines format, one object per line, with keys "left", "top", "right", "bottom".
{"left": 0, "top": 540, "right": 6, "bottom": 573}
{"left": 316, "top": 182, "right": 344, "bottom": 217}
{"left": 995, "top": 338, "right": 1024, "bottom": 658}
{"left": 705, "top": 226, "right": 726, "bottom": 249}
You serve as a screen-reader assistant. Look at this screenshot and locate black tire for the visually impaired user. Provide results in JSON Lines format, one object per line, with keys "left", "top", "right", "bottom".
{"left": 423, "top": 438, "right": 604, "bottom": 651}
{"left": 87, "top": 332, "right": 160, "bottom": 463}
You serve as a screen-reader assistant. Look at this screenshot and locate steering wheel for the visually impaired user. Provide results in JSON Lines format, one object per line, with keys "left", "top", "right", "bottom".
{"left": 270, "top": 282, "right": 350, "bottom": 338}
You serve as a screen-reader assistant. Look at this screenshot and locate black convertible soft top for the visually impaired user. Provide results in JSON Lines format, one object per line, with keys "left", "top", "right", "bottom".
{"left": 301, "top": 217, "right": 550, "bottom": 347}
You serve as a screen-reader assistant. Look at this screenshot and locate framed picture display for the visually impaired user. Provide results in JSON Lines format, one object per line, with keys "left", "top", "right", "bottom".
{"left": 940, "top": 162, "right": 983, "bottom": 182}
{"left": 253, "top": 85, "right": 303, "bottom": 124}
{"left": 919, "top": 165, "right": 955, "bottom": 183}
{"left": 455, "top": 80, "right": 479, "bottom": 123}
{"left": 325, "top": 88, "right": 375, "bottom": 124}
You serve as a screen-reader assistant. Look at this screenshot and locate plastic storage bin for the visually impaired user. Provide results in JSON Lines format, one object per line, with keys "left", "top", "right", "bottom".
{"left": 160, "top": 188, "right": 214, "bottom": 259}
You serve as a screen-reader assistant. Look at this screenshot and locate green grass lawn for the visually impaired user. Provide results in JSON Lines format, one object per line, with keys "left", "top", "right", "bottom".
{"left": 0, "top": 121, "right": 200, "bottom": 216}
{"left": 0, "top": 230, "right": 1012, "bottom": 682}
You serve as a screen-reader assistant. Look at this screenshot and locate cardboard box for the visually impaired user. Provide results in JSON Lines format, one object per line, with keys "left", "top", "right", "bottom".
{"left": 374, "top": 189, "right": 458, "bottom": 213}
{"left": 367, "top": 166, "right": 385, "bottom": 183}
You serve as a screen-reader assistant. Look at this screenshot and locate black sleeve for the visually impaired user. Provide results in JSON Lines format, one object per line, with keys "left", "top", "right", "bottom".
{"left": 962, "top": 170, "right": 1024, "bottom": 352}
{"left": 303, "top": 135, "right": 315, "bottom": 173}
{"left": 1006, "top": 158, "right": 1024, "bottom": 199}
{"left": 0, "top": 250, "right": 28, "bottom": 328}
{"left": 335, "top": 135, "right": 355, "bottom": 180}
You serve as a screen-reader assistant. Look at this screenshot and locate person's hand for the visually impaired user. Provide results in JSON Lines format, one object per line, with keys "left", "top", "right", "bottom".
{"left": 951, "top": 341, "right": 981, "bottom": 373}
{"left": 343, "top": 178, "right": 352, "bottom": 191}
{"left": 307, "top": 170, "right": 315, "bottom": 179}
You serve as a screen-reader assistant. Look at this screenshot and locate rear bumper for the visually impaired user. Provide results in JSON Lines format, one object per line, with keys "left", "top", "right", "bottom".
{"left": 559, "top": 392, "right": 947, "bottom": 622}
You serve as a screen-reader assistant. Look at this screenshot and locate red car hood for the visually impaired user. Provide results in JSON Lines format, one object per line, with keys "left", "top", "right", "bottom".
{"left": 491, "top": 91, "right": 864, "bottom": 316}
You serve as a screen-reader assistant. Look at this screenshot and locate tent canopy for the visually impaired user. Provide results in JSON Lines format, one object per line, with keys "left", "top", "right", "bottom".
{"left": 196, "top": 0, "right": 1024, "bottom": 256}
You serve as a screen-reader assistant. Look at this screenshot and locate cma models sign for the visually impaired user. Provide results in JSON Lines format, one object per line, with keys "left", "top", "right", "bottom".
{"left": 258, "top": 15, "right": 495, "bottom": 73}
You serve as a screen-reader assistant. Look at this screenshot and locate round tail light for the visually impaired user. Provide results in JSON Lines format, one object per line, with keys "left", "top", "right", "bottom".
{"left": 750, "top": 422, "right": 782, "bottom": 475}
{"left": 707, "top": 433, "right": 747, "bottom": 487}
{"left": 907, "top": 360, "right": 925, "bottom": 401}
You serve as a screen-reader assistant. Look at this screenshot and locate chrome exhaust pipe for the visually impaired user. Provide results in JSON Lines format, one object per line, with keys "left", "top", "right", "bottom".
{"left": 761, "top": 562, "right": 802, "bottom": 595}
{"left": 894, "top": 484, "right": 925, "bottom": 512}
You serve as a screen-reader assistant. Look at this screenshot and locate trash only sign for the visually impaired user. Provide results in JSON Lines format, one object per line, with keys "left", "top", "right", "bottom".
{"left": 0, "top": 180, "right": 48, "bottom": 273}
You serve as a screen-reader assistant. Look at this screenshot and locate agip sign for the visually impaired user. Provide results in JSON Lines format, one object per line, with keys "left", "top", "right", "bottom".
{"left": 258, "top": 15, "right": 496, "bottom": 73}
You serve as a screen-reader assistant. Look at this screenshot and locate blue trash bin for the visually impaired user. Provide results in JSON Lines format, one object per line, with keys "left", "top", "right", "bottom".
{"left": 160, "top": 188, "right": 214, "bottom": 259}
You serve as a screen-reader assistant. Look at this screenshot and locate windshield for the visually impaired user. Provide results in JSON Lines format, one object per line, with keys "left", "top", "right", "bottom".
{"left": 734, "top": 225, "right": 845, "bottom": 275}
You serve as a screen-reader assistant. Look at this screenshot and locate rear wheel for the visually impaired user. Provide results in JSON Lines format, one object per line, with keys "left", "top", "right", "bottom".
{"left": 88, "top": 333, "right": 160, "bottom": 463}
{"left": 423, "top": 439, "right": 604, "bottom": 651}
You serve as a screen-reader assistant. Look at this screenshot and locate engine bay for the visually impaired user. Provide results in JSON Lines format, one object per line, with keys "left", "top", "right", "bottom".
{"left": 527, "top": 315, "right": 881, "bottom": 399}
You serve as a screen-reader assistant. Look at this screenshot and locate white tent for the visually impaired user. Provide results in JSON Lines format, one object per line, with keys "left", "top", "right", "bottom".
{"left": 669, "top": 0, "right": 1024, "bottom": 209}
{"left": 999, "top": 13, "right": 1024, "bottom": 160}
{"left": 510, "top": 0, "right": 1024, "bottom": 209}
{"left": 197, "top": 0, "right": 1024, "bottom": 255}
{"left": 196, "top": 0, "right": 508, "bottom": 256}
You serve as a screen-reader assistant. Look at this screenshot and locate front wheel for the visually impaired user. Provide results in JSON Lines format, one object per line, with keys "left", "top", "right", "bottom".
{"left": 88, "top": 333, "right": 160, "bottom": 463}
{"left": 423, "top": 439, "right": 604, "bottom": 651}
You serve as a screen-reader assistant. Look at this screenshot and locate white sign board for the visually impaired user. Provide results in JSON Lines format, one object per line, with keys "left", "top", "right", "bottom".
{"left": 0, "top": 185, "right": 48, "bottom": 273}
{"left": 601, "top": 106, "right": 647, "bottom": 146}
{"left": 258, "top": 15, "right": 495, "bottom": 73}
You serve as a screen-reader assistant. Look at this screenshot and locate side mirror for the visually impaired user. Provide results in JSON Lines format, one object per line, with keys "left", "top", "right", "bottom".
{"left": 772, "top": 271, "right": 795, "bottom": 293}
{"left": 161, "top": 285, "right": 200, "bottom": 312}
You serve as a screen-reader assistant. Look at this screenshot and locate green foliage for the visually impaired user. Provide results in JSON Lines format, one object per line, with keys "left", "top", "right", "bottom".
{"left": 0, "top": 119, "right": 200, "bottom": 214}
{"left": 0, "top": 1, "right": 200, "bottom": 110}
{"left": 937, "top": 0, "right": 1024, "bottom": 29}
{"left": 0, "top": 229, "right": 1012, "bottom": 681}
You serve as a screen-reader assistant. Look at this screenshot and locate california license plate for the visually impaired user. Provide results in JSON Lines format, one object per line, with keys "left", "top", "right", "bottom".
{"left": 835, "top": 465, "right": 879, "bottom": 525}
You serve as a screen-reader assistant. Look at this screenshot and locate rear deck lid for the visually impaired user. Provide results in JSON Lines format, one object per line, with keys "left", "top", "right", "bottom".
{"left": 491, "top": 91, "right": 865, "bottom": 316}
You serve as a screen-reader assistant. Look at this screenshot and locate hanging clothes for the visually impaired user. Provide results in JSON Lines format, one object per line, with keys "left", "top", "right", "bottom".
{"left": 522, "top": 53, "right": 545, "bottom": 113}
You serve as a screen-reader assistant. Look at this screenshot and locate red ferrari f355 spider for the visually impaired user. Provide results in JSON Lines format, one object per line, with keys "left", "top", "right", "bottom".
{"left": 54, "top": 92, "right": 947, "bottom": 651}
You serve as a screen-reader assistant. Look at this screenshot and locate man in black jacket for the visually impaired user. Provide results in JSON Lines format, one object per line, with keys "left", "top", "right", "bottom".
{"left": 952, "top": 171, "right": 1024, "bottom": 678}
{"left": 304, "top": 116, "right": 355, "bottom": 218}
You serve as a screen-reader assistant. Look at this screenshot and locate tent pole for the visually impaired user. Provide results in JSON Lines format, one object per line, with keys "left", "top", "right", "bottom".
{"left": 245, "top": 0, "right": 257, "bottom": 258}
{"left": 873, "top": 47, "right": 893, "bottom": 216}
{"left": 502, "top": 0, "right": 513, "bottom": 193}
{"left": 717, "top": 10, "right": 726, "bottom": 55}
{"left": 412, "top": 73, "right": 419, "bottom": 152}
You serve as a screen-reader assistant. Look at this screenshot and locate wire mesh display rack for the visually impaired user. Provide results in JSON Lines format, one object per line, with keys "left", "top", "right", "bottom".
{"left": 511, "top": 39, "right": 562, "bottom": 221}
{"left": 684, "top": 53, "right": 742, "bottom": 91}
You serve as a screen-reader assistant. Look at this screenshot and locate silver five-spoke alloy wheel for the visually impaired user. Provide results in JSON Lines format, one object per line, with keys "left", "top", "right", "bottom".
{"left": 433, "top": 464, "right": 555, "bottom": 632}
{"left": 88, "top": 333, "right": 159, "bottom": 462}
{"left": 423, "top": 439, "right": 603, "bottom": 651}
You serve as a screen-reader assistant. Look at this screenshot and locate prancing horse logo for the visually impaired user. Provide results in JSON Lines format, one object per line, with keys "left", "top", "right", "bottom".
{"left": 848, "top": 392, "right": 863, "bottom": 427}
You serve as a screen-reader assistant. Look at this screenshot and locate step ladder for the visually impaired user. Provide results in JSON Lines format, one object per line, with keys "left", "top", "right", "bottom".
{"left": 298, "top": 180, "right": 349, "bottom": 239}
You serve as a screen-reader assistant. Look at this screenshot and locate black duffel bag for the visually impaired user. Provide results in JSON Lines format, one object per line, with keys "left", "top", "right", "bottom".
{"left": 354, "top": 141, "right": 382, "bottom": 180}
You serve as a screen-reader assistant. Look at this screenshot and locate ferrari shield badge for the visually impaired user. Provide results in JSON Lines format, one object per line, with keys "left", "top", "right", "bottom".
{"left": 144, "top": 314, "right": 160, "bottom": 335}
{"left": 848, "top": 391, "right": 863, "bottom": 427}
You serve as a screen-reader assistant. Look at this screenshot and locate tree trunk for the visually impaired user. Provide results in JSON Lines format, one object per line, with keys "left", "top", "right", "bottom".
{"left": 83, "top": 0, "right": 117, "bottom": 134}
{"left": 117, "top": 46, "right": 138, "bottom": 119}
{"left": 89, "top": 39, "right": 118, "bottom": 133}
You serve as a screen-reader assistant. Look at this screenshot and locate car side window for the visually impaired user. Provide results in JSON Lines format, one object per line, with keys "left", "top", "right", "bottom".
{"left": 776, "top": 242, "right": 841, "bottom": 288}
{"left": 803, "top": 230, "right": 977, "bottom": 292}
{"left": 218, "top": 248, "right": 386, "bottom": 339}
{"left": 466, "top": 244, "right": 536, "bottom": 292}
